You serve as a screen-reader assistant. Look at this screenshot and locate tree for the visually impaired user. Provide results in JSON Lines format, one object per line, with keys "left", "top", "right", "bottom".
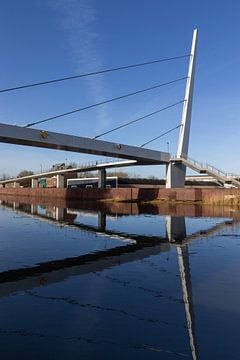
{"left": 17, "top": 170, "right": 34, "bottom": 178}
{"left": 107, "top": 171, "right": 130, "bottom": 178}
{"left": 79, "top": 171, "right": 97, "bottom": 178}
{"left": 67, "top": 161, "right": 78, "bottom": 169}
{"left": 0, "top": 173, "right": 9, "bottom": 181}
{"left": 148, "top": 175, "right": 159, "bottom": 180}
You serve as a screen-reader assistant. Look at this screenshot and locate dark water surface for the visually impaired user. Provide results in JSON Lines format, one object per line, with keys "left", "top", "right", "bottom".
{"left": 1, "top": 197, "right": 240, "bottom": 359}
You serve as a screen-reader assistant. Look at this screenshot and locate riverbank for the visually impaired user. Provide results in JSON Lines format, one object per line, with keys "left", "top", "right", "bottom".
{"left": 1, "top": 187, "right": 240, "bottom": 206}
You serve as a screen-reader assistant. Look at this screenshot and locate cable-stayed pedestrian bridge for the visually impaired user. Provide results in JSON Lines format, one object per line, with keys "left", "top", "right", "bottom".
{"left": 0, "top": 29, "right": 238, "bottom": 188}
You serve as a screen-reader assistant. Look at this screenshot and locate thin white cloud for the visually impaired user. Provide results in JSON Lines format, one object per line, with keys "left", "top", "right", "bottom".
{"left": 50, "top": 0, "right": 111, "bottom": 134}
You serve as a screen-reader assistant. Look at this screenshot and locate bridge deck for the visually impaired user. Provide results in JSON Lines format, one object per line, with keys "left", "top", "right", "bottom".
{"left": 0, "top": 123, "right": 170, "bottom": 164}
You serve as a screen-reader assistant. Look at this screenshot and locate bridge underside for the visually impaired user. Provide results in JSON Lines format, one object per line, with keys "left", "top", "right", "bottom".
{"left": 0, "top": 123, "right": 170, "bottom": 164}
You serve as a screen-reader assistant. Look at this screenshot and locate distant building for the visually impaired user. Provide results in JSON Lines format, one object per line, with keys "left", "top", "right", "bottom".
{"left": 38, "top": 173, "right": 77, "bottom": 188}
{"left": 51, "top": 163, "right": 66, "bottom": 171}
{"left": 67, "top": 176, "right": 118, "bottom": 188}
{"left": 67, "top": 175, "right": 221, "bottom": 189}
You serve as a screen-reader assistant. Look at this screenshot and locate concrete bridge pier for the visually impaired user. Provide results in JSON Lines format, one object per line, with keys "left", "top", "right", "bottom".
{"left": 31, "top": 179, "right": 38, "bottom": 188}
{"left": 98, "top": 169, "right": 106, "bottom": 188}
{"left": 56, "top": 174, "right": 65, "bottom": 188}
{"left": 166, "top": 163, "right": 186, "bottom": 188}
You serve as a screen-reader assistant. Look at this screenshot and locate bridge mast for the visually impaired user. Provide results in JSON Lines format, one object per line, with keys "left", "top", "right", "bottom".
{"left": 166, "top": 29, "right": 198, "bottom": 188}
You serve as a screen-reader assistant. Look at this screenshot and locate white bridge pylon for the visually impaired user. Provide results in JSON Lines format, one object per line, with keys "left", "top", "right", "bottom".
{"left": 166, "top": 29, "right": 198, "bottom": 188}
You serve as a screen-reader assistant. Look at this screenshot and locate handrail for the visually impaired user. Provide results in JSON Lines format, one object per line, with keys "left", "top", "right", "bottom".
{"left": 171, "top": 155, "right": 240, "bottom": 182}
{"left": 0, "top": 159, "right": 131, "bottom": 182}
{"left": 205, "top": 163, "right": 227, "bottom": 177}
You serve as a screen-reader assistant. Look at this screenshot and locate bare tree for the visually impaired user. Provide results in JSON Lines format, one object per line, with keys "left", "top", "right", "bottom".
{"left": 17, "top": 170, "right": 34, "bottom": 178}
{"left": 0, "top": 173, "right": 10, "bottom": 181}
{"left": 67, "top": 161, "right": 78, "bottom": 169}
{"left": 107, "top": 171, "right": 130, "bottom": 178}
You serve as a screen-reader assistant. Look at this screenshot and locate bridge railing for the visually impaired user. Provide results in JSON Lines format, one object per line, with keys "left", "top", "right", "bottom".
{"left": 204, "top": 163, "right": 228, "bottom": 178}
{"left": 171, "top": 154, "right": 204, "bottom": 169}
{"left": 171, "top": 155, "right": 240, "bottom": 179}
{"left": 0, "top": 158, "right": 128, "bottom": 183}
{"left": 185, "top": 156, "right": 205, "bottom": 169}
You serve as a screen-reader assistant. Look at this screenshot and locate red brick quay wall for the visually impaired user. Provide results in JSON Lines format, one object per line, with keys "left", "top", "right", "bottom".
{"left": 1, "top": 187, "right": 240, "bottom": 205}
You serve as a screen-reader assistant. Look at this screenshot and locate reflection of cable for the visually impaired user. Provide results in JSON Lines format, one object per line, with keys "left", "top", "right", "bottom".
{"left": 93, "top": 100, "right": 184, "bottom": 139}
{"left": 0, "top": 54, "right": 190, "bottom": 93}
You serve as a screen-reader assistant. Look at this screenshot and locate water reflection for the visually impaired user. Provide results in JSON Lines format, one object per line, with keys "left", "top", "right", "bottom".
{"left": 0, "top": 197, "right": 240, "bottom": 359}
{"left": 0, "top": 199, "right": 236, "bottom": 242}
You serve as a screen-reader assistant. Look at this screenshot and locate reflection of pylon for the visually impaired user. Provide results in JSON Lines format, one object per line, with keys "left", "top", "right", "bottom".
{"left": 177, "top": 245, "right": 198, "bottom": 360}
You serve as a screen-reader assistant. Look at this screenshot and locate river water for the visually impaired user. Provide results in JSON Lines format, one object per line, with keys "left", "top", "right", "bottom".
{"left": 0, "top": 197, "right": 240, "bottom": 359}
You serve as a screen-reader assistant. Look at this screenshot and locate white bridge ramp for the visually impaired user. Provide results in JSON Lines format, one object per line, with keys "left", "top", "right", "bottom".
{"left": 172, "top": 156, "right": 240, "bottom": 188}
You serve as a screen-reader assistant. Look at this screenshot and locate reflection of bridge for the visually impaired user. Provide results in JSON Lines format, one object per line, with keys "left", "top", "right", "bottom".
{"left": 0, "top": 200, "right": 236, "bottom": 290}
{"left": 1, "top": 200, "right": 235, "bottom": 244}
{"left": 1, "top": 200, "right": 238, "bottom": 359}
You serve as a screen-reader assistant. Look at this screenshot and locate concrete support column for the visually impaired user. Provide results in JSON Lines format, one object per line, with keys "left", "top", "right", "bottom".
{"left": 56, "top": 174, "right": 65, "bottom": 188}
{"left": 13, "top": 182, "right": 18, "bottom": 188}
{"left": 166, "top": 162, "right": 186, "bottom": 188}
{"left": 31, "top": 179, "right": 38, "bottom": 188}
{"left": 98, "top": 169, "right": 106, "bottom": 189}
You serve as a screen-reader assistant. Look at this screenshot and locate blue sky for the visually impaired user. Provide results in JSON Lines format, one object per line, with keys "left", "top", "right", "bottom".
{"left": 0, "top": 0, "right": 240, "bottom": 177}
